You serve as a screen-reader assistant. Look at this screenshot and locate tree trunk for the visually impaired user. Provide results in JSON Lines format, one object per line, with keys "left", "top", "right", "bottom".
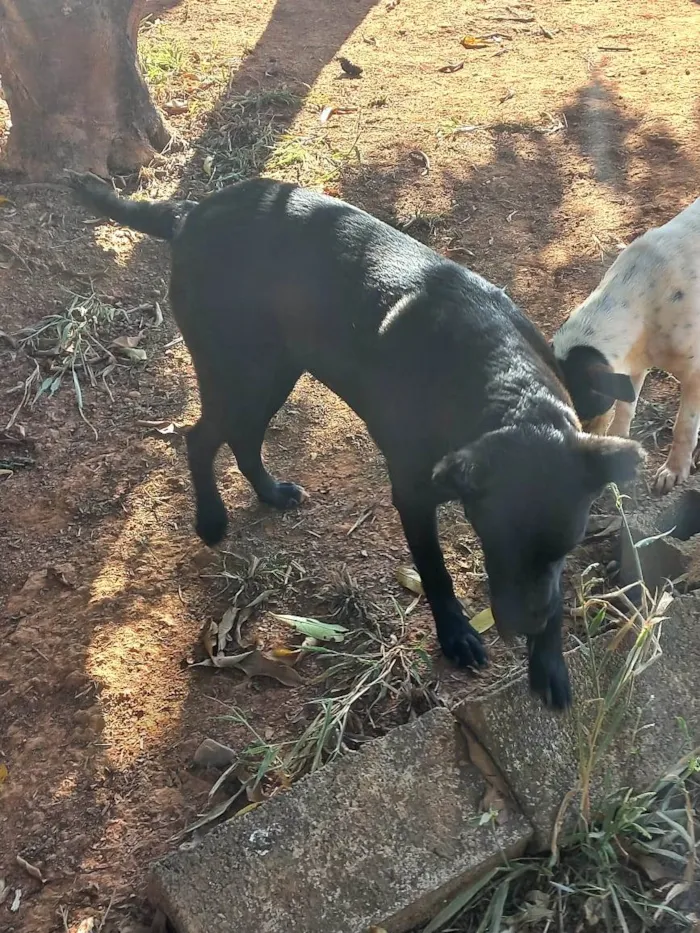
{"left": 0, "top": 0, "right": 172, "bottom": 180}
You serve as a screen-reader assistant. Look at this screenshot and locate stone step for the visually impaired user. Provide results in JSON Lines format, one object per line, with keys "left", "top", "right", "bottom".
{"left": 149, "top": 708, "right": 533, "bottom": 933}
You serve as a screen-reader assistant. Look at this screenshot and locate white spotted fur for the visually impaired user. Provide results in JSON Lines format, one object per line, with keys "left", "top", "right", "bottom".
{"left": 553, "top": 198, "right": 700, "bottom": 492}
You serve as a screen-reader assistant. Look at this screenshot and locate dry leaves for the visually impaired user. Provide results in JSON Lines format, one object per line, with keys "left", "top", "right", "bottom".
{"left": 76, "top": 918, "right": 96, "bottom": 933}
{"left": 319, "top": 105, "right": 357, "bottom": 124}
{"left": 438, "top": 60, "right": 464, "bottom": 73}
{"left": 112, "top": 334, "right": 147, "bottom": 362}
{"left": 461, "top": 35, "right": 492, "bottom": 49}
{"left": 471, "top": 607, "right": 495, "bottom": 634}
{"left": 163, "top": 98, "right": 189, "bottom": 115}
{"left": 192, "top": 650, "right": 305, "bottom": 687}
{"left": 272, "top": 613, "right": 348, "bottom": 642}
{"left": 396, "top": 566, "right": 424, "bottom": 595}
{"left": 136, "top": 419, "right": 180, "bottom": 436}
{"left": 16, "top": 855, "right": 45, "bottom": 884}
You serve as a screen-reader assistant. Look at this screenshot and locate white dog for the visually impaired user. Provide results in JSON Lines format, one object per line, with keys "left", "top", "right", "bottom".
{"left": 553, "top": 198, "right": 700, "bottom": 493}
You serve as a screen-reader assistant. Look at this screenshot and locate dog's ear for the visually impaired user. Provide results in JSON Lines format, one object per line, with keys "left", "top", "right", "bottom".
{"left": 588, "top": 367, "right": 636, "bottom": 403}
{"left": 577, "top": 434, "right": 646, "bottom": 491}
{"left": 432, "top": 446, "right": 483, "bottom": 502}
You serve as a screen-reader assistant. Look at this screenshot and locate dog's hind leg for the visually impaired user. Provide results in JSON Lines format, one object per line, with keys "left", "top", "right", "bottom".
{"left": 187, "top": 362, "right": 305, "bottom": 544}
{"left": 224, "top": 363, "right": 306, "bottom": 511}
{"left": 655, "top": 372, "right": 700, "bottom": 493}
{"left": 187, "top": 414, "right": 228, "bottom": 545}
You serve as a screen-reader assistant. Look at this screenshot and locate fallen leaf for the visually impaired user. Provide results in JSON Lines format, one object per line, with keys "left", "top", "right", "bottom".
{"left": 0, "top": 196, "right": 12, "bottom": 206}
{"left": 396, "top": 566, "right": 424, "bottom": 595}
{"left": 461, "top": 35, "right": 491, "bottom": 49}
{"left": 200, "top": 619, "right": 218, "bottom": 661}
{"left": 408, "top": 149, "right": 431, "bottom": 175}
{"left": 202, "top": 155, "right": 214, "bottom": 177}
{"left": 272, "top": 614, "right": 348, "bottom": 642}
{"left": 471, "top": 607, "right": 495, "bottom": 634}
{"left": 16, "top": 855, "right": 45, "bottom": 884}
{"left": 269, "top": 646, "right": 302, "bottom": 665}
{"left": 451, "top": 125, "right": 479, "bottom": 134}
{"left": 234, "top": 605, "right": 254, "bottom": 647}
{"left": 586, "top": 515, "right": 622, "bottom": 538}
{"left": 217, "top": 606, "right": 237, "bottom": 653}
{"left": 319, "top": 105, "right": 357, "bottom": 124}
{"left": 111, "top": 334, "right": 142, "bottom": 350}
{"left": 76, "top": 917, "right": 96, "bottom": 933}
{"left": 193, "top": 650, "right": 305, "bottom": 686}
{"left": 152, "top": 301, "right": 164, "bottom": 327}
{"left": 117, "top": 347, "right": 148, "bottom": 362}
{"left": 0, "top": 762, "right": 8, "bottom": 787}
{"left": 136, "top": 419, "right": 179, "bottom": 436}
{"left": 517, "top": 891, "right": 553, "bottom": 924}
{"left": 386, "top": 0, "right": 400, "bottom": 9}
{"left": 10, "top": 888, "right": 21, "bottom": 912}
{"left": 0, "top": 879, "right": 8, "bottom": 905}
{"left": 583, "top": 896, "right": 605, "bottom": 926}
{"left": 236, "top": 801, "right": 261, "bottom": 817}
{"left": 624, "top": 847, "right": 674, "bottom": 882}
{"left": 438, "top": 61, "right": 464, "bottom": 73}
{"left": 164, "top": 98, "right": 189, "bottom": 115}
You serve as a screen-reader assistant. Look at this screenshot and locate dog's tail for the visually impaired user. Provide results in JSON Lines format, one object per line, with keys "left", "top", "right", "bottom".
{"left": 67, "top": 171, "right": 197, "bottom": 241}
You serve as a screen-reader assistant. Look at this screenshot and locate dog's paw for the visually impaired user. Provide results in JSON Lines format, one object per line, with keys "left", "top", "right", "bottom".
{"left": 528, "top": 649, "right": 571, "bottom": 711}
{"left": 437, "top": 607, "right": 488, "bottom": 669}
{"left": 654, "top": 458, "right": 691, "bottom": 494}
{"left": 259, "top": 481, "right": 307, "bottom": 510}
{"left": 195, "top": 506, "right": 228, "bottom": 546}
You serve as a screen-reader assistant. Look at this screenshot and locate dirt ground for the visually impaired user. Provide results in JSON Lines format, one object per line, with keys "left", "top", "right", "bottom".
{"left": 1, "top": 0, "right": 699, "bottom": 930}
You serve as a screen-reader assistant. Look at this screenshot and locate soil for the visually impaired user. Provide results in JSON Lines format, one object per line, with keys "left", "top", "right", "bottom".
{"left": 0, "top": 0, "right": 698, "bottom": 931}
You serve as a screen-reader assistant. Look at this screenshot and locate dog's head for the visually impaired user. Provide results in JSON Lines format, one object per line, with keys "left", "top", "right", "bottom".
{"left": 433, "top": 426, "right": 645, "bottom": 638}
{"left": 556, "top": 345, "right": 636, "bottom": 426}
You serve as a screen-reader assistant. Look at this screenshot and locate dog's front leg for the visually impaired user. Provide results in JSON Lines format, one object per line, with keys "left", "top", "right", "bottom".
{"left": 392, "top": 489, "right": 487, "bottom": 669}
{"left": 608, "top": 371, "right": 647, "bottom": 438}
{"left": 655, "top": 373, "right": 700, "bottom": 493}
{"left": 527, "top": 603, "right": 571, "bottom": 711}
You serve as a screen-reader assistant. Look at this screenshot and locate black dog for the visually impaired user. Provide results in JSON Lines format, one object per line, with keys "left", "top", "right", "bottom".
{"left": 70, "top": 173, "right": 645, "bottom": 710}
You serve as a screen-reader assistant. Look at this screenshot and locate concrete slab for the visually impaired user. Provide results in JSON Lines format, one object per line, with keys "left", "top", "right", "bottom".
{"left": 619, "top": 474, "right": 700, "bottom": 590}
{"left": 149, "top": 708, "right": 533, "bottom": 933}
{"left": 454, "top": 594, "right": 700, "bottom": 846}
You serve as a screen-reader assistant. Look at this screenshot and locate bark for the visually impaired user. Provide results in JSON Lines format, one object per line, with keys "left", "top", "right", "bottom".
{"left": 0, "top": 0, "right": 172, "bottom": 180}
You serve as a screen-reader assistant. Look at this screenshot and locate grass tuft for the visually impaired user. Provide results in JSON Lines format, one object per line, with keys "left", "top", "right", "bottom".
{"left": 8, "top": 290, "right": 141, "bottom": 436}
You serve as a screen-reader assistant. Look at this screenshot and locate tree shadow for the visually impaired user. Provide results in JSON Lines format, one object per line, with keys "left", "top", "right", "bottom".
{"left": 338, "top": 73, "right": 700, "bottom": 337}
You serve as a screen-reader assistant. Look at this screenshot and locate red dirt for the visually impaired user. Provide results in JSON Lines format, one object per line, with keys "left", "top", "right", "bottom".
{"left": 1, "top": 0, "right": 698, "bottom": 930}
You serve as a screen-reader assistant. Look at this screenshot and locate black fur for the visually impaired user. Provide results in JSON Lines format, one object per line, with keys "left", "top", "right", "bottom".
{"left": 71, "top": 174, "right": 646, "bottom": 711}
{"left": 67, "top": 171, "right": 196, "bottom": 241}
{"left": 557, "top": 345, "right": 636, "bottom": 422}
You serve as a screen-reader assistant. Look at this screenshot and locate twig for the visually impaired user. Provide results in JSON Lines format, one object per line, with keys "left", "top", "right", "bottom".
{"left": 598, "top": 45, "right": 632, "bottom": 51}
